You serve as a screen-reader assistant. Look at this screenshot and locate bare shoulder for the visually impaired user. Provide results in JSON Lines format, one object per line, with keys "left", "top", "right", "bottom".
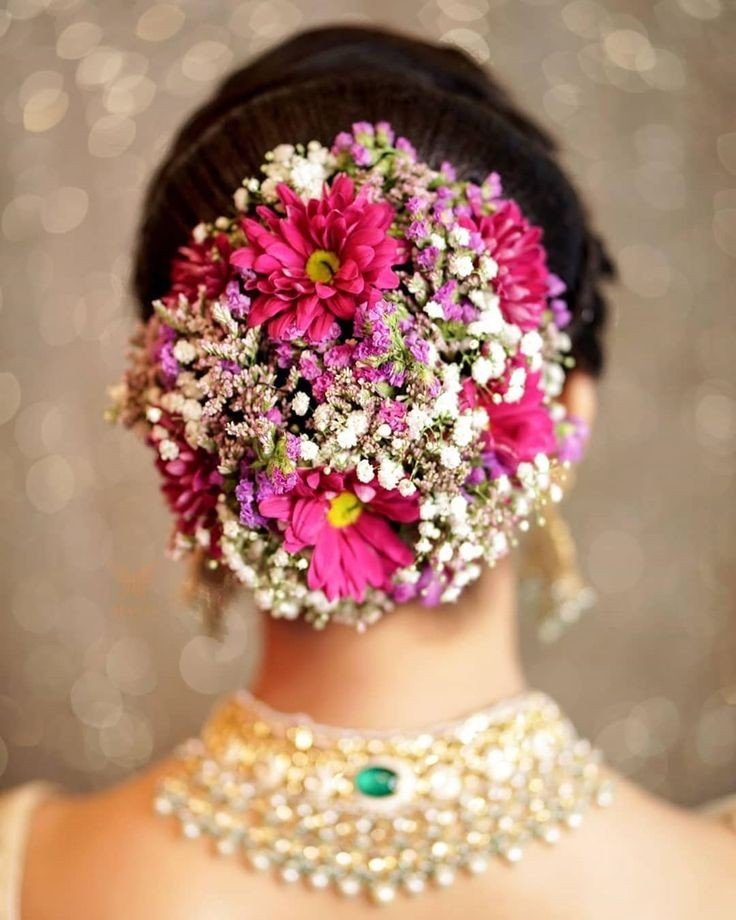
{"left": 19, "top": 764, "right": 736, "bottom": 920}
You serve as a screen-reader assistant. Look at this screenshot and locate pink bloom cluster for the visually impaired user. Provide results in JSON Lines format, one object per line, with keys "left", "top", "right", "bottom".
{"left": 113, "top": 123, "right": 576, "bottom": 629}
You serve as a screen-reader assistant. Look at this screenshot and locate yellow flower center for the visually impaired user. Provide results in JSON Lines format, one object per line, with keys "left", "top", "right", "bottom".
{"left": 326, "top": 491, "right": 363, "bottom": 528}
{"left": 306, "top": 249, "right": 341, "bottom": 284}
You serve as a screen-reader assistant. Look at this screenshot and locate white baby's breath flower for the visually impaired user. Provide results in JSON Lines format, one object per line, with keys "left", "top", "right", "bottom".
{"left": 347, "top": 410, "right": 368, "bottom": 435}
{"left": 376, "top": 423, "right": 392, "bottom": 439}
{"left": 520, "top": 331, "right": 543, "bottom": 357}
{"left": 452, "top": 415, "right": 474, "bottom": 447}
{"left": 415, "top": 538, "right": 433, "bottom": 554}
{"left": 449, "top": 495, "right": 468, "bottom": 520}
{"left": 158, "top": 439, "right": 179, "bottom": 461}
{"left": 478, "top": 255, "right": 499, "bottom": 281}
{"left": 192, "top": 223, "right": 208, "bottom": 243}
{"left": 424, "top": 299, "right": 444, "bottom": 319}
{"left": 181, "top": 399, "right": 202, "bottom": 422}
{"left": 459, "top": 541, "right": 482, "bottom": 561}
{"left": 504, "top": 366, "right": 527, "bottom": 403}
{"left": 397, "top": 479, "right": 416, "bottom": 496}
{"left": 440, "top": 445, "right": 462, "bottom": 469}
{"left": 300, "top": 438, "right": 319, "bottom": 462}
{"left": 449, "top": 253, "right": 474, "bottom": 279}
{"left": 146, "top": 406, "right": 162, "bottom": 423}
{"left": 378, "top": 457, "right": 402, "bottom": 490}
{"left": 172, "top": 339, "right": 196, "bottom": 364}
{"left": 543, "top": 362, "right": 566, "bottom": 398}
{"left": 233, "top": 186, "right": 249, "bottom": 211}
{"left": 430, "top": 232, "right": 447, "bottom": 251}
{"left": 260, "top": 177, "right": 280, "bottom": 201}
{"left": 313, "top": 404, "right": 331, "bottom": 431}
{"left": 406, "top": 406, "right": 430, "bottom": 438}
{"left": 500, "top": 323, "right": 523, "bottom": 350}
{"left": 337, "top": 427, "right": 358, "bottom": 449}
{"left": 356, "top": 459, "right": 375, "bottom": 483}
{"left": 448, "top": 226, "right": 470, "bottom": 248}
{"left": 291, "top": 391, "right": 309, "bottom": 416}
{"left": 271, "top": 143, "right": 295, "bottom": 163}
{"left": 437, "top": 542, "right": 454, "bottom": 563}
{"left": 420, "top": 498, "right": 438, "bottom": 520}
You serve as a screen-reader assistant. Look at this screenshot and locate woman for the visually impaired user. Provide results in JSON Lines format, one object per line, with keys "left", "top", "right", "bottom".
{"left": 2, "top": 26, "right": 735, "bottom": 920}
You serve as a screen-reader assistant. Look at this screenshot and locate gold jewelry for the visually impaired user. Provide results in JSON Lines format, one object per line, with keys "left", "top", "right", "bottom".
{"left": 522, "top": 466, "right": 596, "bottom": 641}
{"left": 154, "top": 690, "right": 613, "bottom": 905}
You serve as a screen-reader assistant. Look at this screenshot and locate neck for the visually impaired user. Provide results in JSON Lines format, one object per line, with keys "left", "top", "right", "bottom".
{"left": 249, "top": 556, "right": 526, "bottom": 731}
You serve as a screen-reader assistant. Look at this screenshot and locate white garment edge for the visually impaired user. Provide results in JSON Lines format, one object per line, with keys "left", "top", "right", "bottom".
{"left": 0, "top": 782, "right": 54, "bottom": 920}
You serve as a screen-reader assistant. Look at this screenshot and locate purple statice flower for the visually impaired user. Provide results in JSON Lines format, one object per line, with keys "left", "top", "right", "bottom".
{"left": 352, "top": 121, "right": 375, "bottom": 140}
{"left": 482, "top": 449, "right": 514, "bottom": 479}
{"left": 558, "top": 414, "right": 590, "bottom": 463}
{"left": 427, "top": 377, "right": 442, "bottom": 398}
{"left": 375, "top": 121, "right": 395, "bottom": 145}
{"left": 406, "top": 219, "right": 430, "bottom": 242}
{"left": 324, "top": 342, "right": 354, "bottom": 369}
{"left": 416, "top": 565, "right": 446, "bottom": 606}
{"left": 382, "top": 362, "right": 406, "bottom": 387}
{"left": 354, "top": 364, "right": 385, "bottom": 384}
{"left": 458, "top": 299, "right": 480, "bottom": 324}
{"left": 219, "top": 359, "right": 241, "bottom": 374}
{"left": 311, "top": 371, "right": 335, "bottom": 401}
{"left": 395, "top": 136, "right": 417, "bottom": 159}
{"left": 404, "top": 330, "right": 430, "bottom": 364}
{"left": 350, "top": 143, "right": 372, "bottom": 166}
{"left": 485, "top": 170, "right": 503, "bottom": 200}
{"left": 154, "top": 325, "right": 179, "bottom": 387}
{"left": 377, "top": 400, "right": 407, "bottom": 432}
{"left": 435, "top": 279, "right": 458, "bottom": 312}
{"left": 548, "top": 273, "right": 571, "bottom": 328}
{"left": 298, "top": 351, "right": 321, "bottom": 381}
{"left": 417, "top": 245, "right": 440, "bottom": 271}
{"left": 270, "top": 468, "right": 298, "bottom": 494}
{"left": 406, "top": 195, "right": 428, "bottom": 217}
{"left": 391, "top": 580, "right": 419, "bottom": 603}
{"left": 285, "top": 432, "right": 301, "bottom": 462}
{"left": 440, "top": 160, "right": 457, "bottom": 182}
{"left": 265, "top": 406, "right": 283, "bottom": 425}
{"left": 235, "top": 473, "right": 267, "bottom": 528}
{"left": 225, "top": 279, "right": 251, "bottom": 318}
{"left": 464, "top": 465, "right": 487, "bottom": 487}
{"left": 274, "top": 342, "right": 295, "bottom": 369}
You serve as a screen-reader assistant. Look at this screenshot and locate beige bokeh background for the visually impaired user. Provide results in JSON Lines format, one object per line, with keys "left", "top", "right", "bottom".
{"left": 1, "top": 0, "right": 735, "bottom": 805}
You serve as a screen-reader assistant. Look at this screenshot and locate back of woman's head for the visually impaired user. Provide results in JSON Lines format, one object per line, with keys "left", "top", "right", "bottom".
{"left": 134, "top": 25, "right": 612, "bottom": 376}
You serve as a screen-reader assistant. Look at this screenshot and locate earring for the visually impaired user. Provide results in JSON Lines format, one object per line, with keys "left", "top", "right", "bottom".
{"left": 520, "top": 466, "right": 596, "bottom": 642}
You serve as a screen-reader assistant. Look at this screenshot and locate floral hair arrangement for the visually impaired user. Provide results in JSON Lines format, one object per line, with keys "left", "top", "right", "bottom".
{"left": 111, "top": 122, "right": 584, "bottom": 630}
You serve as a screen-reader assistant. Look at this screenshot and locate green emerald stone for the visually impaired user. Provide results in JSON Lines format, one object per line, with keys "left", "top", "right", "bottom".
{"left": 354, "top": 765, "right": 399, "bottom": 798}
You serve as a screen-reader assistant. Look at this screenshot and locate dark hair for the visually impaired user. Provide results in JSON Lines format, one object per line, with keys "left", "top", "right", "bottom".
{"left": 133, "top": 26, "right": 613, "bottom": 375}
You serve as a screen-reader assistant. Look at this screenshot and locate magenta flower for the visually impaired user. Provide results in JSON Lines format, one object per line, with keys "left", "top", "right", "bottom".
{"left": 153, "top": 424, "right": 224, "bottom": 553}
{"left": 170, "top": 232, "right": 232, "bottom": 302}
{"left": 461, "top": 372, "right": 556, "bottom": 474}
{"left": 462, "top": 200, "right": 550, "bottom": 331}
{"left": 258, "top": 467, "right": 420, "bottom": 602}
{"left": 230, "top": 176, "right": 400, "bottom": 342}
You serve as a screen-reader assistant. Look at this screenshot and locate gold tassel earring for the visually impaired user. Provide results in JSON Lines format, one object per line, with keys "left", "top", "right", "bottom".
{"left": 520, "top": 468, "right": 596, "bottom": 642}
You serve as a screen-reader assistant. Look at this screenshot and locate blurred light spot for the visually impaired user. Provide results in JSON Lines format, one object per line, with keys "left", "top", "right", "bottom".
{"left": 15, "top": 401, "right": 64, "bottom": 458}
{"left": 181, "top": 41, "right": 233, "bottom": 82}
{"left": 70, "top": 671, "right": 123, "bottom": 728}
{"left": 23, "top": 644, "right": 75, "bottom": 699}
{"left": 41, "top": 186, "right": 89, "bottom": 234}
{"left": 440, "top": 28, "right": 490, "bottom": 63}
{"left": 56, "top": 21, "right": 102, "bottom": 59}
{"left": 618, "top": 244, "right": 671, "bottom": 298}
{"left": 2, "top": 193, "right": 43, "bottom": 241}
{"left": 713, "top": 208, "right": 736, "bottom": 258}
{"left": 7, "top": 0, "right": 48, "bottom": 20}
{"left": 542, "top": 83, "right": 581, "bottom": 122}
{"left": 106, "top": 637, "right": 157, "bottom": 694}
{"left": 642, "top": 48, "right": 686, "bottom": 91}
{"left": 88, "top": 114, "right": 136, "bottom": 158}
{"left": 11, "top": 577, "right": 58, "bottom": 634}
{"left": 635, "top": 162, "right": 686, "bottom": 210}
{"left": 136, "top": 3, "right": 185, "bottom": 41}
{"left": 39, "top": 291, "right": 83, "bottom": 346}
{"left": 696, "top": 705, "right": 736, "bottom": 765}
{"left": 561, "top": 0, "right": 606, "bottom": 38}
{"left": 76, "top": 46, "right": 125, "bottom": 87}
{"left": 634, "top": 122, "right": 684, "bottom": 165}
{"left": 695, "top": 391, "right": 735, "bottom": 449}
{"left": 99, "top": 710, "right": 154, "bottom": 767}
{"left": 0, "top": 696, "right": 44, "bottom": 747}
{"left": 103, "top": 74, "right": 156, "bottom": 117}
{"left": 22, "top": 86, "right": 69, "bottom": 133}
{"left": 26, "top": 454, "right": 75, "bottom": 513}
{"left": 438, "top": 0, "right": 489, "bottom": 20}
{"left": 677, "top": 0, "right": 721, "bottom": 19}
{"left": 717, "top": 132, "right": 736, "bottom": 176}
{"left": 246, "top": 0, "right": 302, "bottom": 40}
{"left": 603, "top": 29, "right": 655, "bottom": 72}
{"left": 61, "top": 509, "right": 113, "bottom": 571}
{"left": 0, "top": 372, "right": 22, "bottom": 425}
{"left": 587, "top": 529, "right": 645, "bottom": 594}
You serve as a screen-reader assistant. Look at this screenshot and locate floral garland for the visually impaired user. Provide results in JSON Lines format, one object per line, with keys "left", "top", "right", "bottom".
{"left": 111, "top": 122, "right": 582, "bottom": 630}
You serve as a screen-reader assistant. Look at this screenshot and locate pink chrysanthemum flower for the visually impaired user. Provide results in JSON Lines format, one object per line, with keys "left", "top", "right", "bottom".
{"left": 230, "top": 176, "right": 400, "bottom": 342}
{"left": 170, "top": 232, "right": 232, "bottom": 302}
{"left": 461, "top": 371, "right": 556, "bottom": 473}
{"left": 153, "top": 423, "right": 224, "bottom": 551}
{"left": 258, "top": 468, "right": 419, "bottom": 602}
{"left": 462, "top": 200, "right": 549, "bottom": 331}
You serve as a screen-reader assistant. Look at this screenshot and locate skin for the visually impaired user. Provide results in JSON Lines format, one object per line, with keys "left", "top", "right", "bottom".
{"left": 20, "top": 372, "right": 736, "bottom": 918}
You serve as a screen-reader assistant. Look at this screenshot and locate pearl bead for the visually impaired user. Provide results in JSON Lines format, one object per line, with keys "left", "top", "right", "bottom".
{"left": 371, "top": 883, "right": 397, "bottom": 905}
{"left": 338, "top": 876, "right": 361, "bottom": 897}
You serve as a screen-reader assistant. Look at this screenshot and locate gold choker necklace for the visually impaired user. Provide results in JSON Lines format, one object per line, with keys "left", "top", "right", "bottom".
{"left": 155, "top": 690, "right": 613, "bottom": 905}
